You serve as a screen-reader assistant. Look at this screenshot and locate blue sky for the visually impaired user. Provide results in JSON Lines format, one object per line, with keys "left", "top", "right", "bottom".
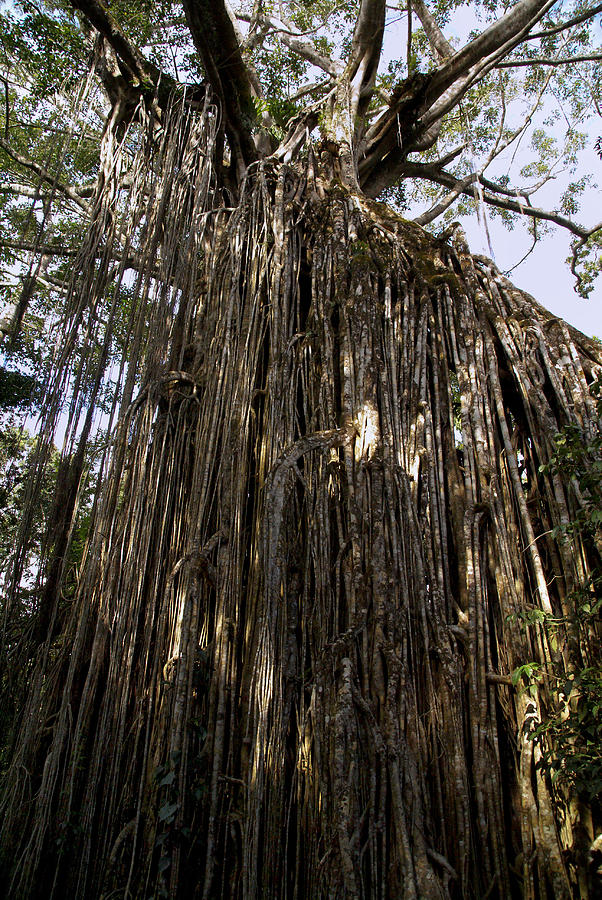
{"left": 380, "top": 3, "right": 602, "bottom": 337}
{"left": 460, "top": 173, "right": 602, "bottom": 338}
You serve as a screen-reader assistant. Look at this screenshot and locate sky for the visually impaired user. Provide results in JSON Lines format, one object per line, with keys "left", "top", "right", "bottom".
{"left": 460, "top": 178, "right": 602, "bottom": 338}
{"left": 2, "top": 1, "right": 600, "bottom": 338}
{"left": 381, "top": 3, "right": 602, "bottom": 338}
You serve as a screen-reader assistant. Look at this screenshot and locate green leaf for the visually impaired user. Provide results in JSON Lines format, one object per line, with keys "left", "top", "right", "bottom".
{"left": 158, "top": 801, "right": 178, "bottom": 823}
{"left": 159, "top": 771, "right": 176, "bottom": 787}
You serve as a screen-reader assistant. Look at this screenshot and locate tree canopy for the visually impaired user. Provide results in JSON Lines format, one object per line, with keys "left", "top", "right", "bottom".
{"left": 1, "top": 0, "right": 601, "bottom": 321}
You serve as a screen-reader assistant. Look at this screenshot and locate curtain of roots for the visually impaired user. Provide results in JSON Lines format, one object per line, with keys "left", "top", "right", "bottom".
{"left": 0, "top": 95, "right": 600, "bottom": 900}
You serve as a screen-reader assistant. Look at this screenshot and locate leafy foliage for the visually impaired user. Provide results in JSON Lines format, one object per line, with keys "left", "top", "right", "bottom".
{"left": 0, "top": 366, "right": 37, "bottom": 410}
{"left": 513, "top": 378, "right": 602, "bottom": 803}
{"left": 533, "top": 665, "right": 602, "bottom": 800}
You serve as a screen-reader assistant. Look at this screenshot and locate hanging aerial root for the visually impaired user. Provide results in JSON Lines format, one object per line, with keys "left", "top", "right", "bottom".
{"left": 1, "top": 156, "right": 600, "bottom": 900}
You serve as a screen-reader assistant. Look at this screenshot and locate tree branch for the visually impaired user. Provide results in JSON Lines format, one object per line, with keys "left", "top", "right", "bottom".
{"left": 70, "top": 2, "right": 181, "bottom": 127}
{"left": 237, "top": 11, "right": 342, "bottom": 77}
{"left": 435, "top": 142, "right": 469, "bottom": 168}
{"left": 0, "top": 240, "right": 151, "bottom": 275}
{"left": 528, "top": 2, "right": 602, "bottom": 40}
{"left": 69, "top": 0, "right": 155, "bottom": 86}
{"left": 413, "top": 170, "right": 480, "bottom": 225}
{"left": 570, "top": 224, "right": 602, "bottom": 293}
{"left": 496, "top": 53, "right": 602, "bottom": 68}
{"left": 182, "top": 0, "right": 258, "bottom": 177}
{"left": 424, "top": 0, "right": 556, "bottom": 103}
{"left": 347, "top": 0, "right": 387, "bottom": 125}
{"left": 404, "top": 160, "right": 593, "bottom": 238}
{"left": 288, "top": 78, "right": 332, "bottom": 104}
{"left": 0, "top": 183, "right": 48, "bottom": 200}
{"left": 358, "top": 68, "right": 431, "bottom": 192}
{"left": 1, "top": 75, "right": 9, "bottom": 141}
{"left": 0, "top": 239, "right": 80, "bottom": 257}
{"left": 418, "top": 0, "right": 558, "bottom": 135}
{"left": 275, "top": 92, "right": 333, "bottom": 163}
{"left": 0, "top": 137, "right": 90, "bottom": 212}
{"left": 360, "top": 0, "right": 557, "bottom": 194}
{"left": 0, "top": 181, "right": 95, "bottom": 200}
{"left": 410, "top": 0, "right": 454, "bottom": 62}
{"left": 282, "top": 36, "right": 341, "bottom": 77}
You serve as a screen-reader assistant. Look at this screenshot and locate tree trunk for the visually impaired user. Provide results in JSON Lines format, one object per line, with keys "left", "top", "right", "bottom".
{"left": 0, "top": 98, "right": 600, "bottom": 900}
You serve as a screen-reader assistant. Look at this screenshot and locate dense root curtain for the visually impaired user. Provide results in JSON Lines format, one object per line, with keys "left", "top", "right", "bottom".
{"left": 1, "top": 96, "right": 600, "bottom": 899}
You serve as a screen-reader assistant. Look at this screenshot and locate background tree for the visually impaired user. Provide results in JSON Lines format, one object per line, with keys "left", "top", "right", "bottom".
{"left": 0, "top": 1, "right": 601, "bottom": 898}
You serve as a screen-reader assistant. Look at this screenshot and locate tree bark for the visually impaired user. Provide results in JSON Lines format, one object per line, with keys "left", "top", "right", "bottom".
{"left": 0, "top": 96, "right": 599, "bottom": 898}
